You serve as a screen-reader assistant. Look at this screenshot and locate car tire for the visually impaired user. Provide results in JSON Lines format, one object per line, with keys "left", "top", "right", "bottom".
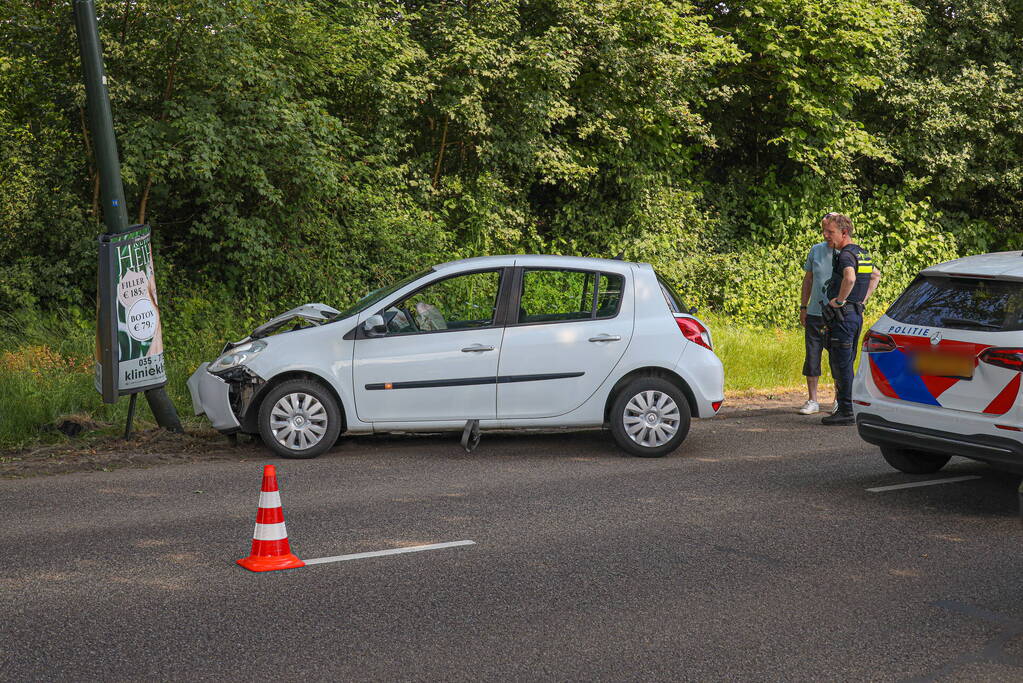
{"left": 257, "top": 379, "right": 342, "bottom": 459}
{"left": 879, "top": 445, "right": 951, "bottom": 474}
{"left": 610, "top": 377, "right": 691, "bottom": 457}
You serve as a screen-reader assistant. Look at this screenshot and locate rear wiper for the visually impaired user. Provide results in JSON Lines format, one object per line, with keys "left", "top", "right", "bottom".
{"left": 940, "top": 316, "right": 1002, "bottom": 330}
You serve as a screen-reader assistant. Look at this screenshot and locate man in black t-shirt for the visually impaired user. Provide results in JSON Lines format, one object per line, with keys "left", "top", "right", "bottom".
{"left": 820, "top": 213, "right": 880, "bottom": 425}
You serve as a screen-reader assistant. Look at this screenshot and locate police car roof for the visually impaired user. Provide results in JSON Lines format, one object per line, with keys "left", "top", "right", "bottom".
{"left": 921, "top": 251, "right": 1023, "bottom": 282}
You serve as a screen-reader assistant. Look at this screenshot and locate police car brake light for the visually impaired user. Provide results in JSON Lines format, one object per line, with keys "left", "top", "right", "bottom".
{"left": 674, "top": 316, "right": 712, "bottom": 350}
{"left": 862, "top": 331, "right": 896, "bottom": 353}
{"left": 979, "top": 348, "right": 1023, "bottom": 372}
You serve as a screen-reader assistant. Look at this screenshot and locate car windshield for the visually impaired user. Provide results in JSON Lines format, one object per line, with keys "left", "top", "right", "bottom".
{"left": 885, "top": 275, "right": 1023, "bottom": 332}
{"left": 332, "top": 268, "right": 434, "bottom": 321}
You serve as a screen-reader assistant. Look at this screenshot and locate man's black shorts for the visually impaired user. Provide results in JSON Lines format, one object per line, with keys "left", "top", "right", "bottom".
{"left": 803, "top": 314, "right": 826, "bottom": 377}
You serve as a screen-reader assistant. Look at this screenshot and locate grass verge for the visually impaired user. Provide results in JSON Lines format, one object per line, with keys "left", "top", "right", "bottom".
{"left": 0, "top": 300, "right": 253, "bottom": 450}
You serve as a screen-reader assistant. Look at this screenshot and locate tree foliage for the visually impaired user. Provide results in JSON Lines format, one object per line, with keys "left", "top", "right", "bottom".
{"left": 0, "top": 0, "right": 1020, "bottom": 326}
{"left": 696, "top": 0, "right": 918, "bottom": 179}
{"left": 875, "top": 0, "right": 1023, "bottom": 242}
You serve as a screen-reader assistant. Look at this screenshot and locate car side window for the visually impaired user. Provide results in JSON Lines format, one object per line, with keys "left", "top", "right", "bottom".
{"left": 519, "top": 269, "right": 605, "bottom": 324}
{"left": 383, "top": 270, "right": 501, "bottom": 335}
{"left": 596, "top": 273, "right": 623, "bottom": 318}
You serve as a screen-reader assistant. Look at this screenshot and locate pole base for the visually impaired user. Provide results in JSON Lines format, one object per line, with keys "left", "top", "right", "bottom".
{"left": 145, "top": 387, "right": 183, "bottom": 433}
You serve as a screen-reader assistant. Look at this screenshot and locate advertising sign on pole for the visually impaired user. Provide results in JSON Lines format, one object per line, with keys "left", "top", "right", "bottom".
{"left": 94, "top": 224, "right": 167, "bottom": 403}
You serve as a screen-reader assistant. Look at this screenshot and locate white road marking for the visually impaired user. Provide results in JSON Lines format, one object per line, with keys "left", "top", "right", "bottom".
{"left": 866, "top": 476, "right": 982, "bottom": 493}
{"left": 303, "top": 540, "right": 476, "bottom": 565}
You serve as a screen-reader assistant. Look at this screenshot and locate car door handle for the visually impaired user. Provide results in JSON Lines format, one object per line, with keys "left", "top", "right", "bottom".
{"left": 588, "top": 335, "right": 621, "bottom": 342}
{"left": 461, "top": 344, "right": 495, "bottom": 353}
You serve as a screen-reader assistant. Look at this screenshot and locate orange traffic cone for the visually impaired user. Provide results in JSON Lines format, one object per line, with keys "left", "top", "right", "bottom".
{"left": 237, "top": 464, "right": 305, "bottom": 572}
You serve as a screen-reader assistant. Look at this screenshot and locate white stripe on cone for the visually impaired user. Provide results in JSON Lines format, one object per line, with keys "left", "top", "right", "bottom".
{"left": 258, "top": 490, "right": 282, "bottom": 508}
{"left": 253, "top": 522, "right": 288, "bottom": 541}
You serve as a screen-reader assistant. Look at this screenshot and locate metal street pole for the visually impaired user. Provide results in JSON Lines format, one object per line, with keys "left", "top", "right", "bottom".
{"left": 74, "top": 0, "right": 183, "bottom": 433}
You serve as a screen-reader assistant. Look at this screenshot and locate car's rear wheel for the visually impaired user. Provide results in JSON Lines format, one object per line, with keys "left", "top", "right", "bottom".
{"left": 257, "top": 379, "right": 341, "bottom": 459}
{"left": 880, "top": 445, "right": 951, "bottom": 474}
{"left": 610, "top": 377, "right": 691, "bottom": 457}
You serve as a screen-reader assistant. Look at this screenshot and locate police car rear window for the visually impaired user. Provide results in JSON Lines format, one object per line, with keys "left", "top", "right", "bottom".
{"left": 885, "top": 275, "right": 1023, "bottom": 332}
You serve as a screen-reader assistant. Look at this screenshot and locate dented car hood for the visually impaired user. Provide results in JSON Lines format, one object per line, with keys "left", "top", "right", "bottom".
{"left": 250, "top": 303, "right": 341, "bottom": 339}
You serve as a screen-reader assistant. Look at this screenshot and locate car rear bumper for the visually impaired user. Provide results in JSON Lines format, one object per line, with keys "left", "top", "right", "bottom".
{"left": 857, "top": 412, "right": 1023, "bottom": 471}
{"left": 187, "top": 363, "right": 240, "bottom": 433}
{"left": 676, "top": 343, "right": 725, "bottom": 418}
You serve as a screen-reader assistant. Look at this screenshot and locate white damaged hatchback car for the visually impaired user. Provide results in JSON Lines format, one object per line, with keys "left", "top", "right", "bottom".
{"left": 188, "top": 255, "right": 725, "bottom": 458}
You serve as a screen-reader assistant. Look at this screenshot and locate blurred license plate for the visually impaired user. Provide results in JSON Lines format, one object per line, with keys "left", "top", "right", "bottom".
{"left": 913, "top": 353, "right": 974, "bottom": 379}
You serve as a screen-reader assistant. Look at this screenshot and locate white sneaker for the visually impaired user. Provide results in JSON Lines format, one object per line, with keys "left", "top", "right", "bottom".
{"left": 798, "top": 400, "right": 820, "bottom": 415}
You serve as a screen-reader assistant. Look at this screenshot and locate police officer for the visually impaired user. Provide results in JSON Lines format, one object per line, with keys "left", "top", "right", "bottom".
{"left": 819, "top": 213, "right": 880, "bottom": 425}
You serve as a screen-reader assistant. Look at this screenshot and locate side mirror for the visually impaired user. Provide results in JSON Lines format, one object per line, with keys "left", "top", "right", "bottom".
{"left": 363, "top": 314, "right": 387, "bottom": 336}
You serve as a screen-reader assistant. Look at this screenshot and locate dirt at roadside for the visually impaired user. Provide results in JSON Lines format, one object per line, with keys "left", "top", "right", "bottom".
{"left": 720, "top": 388, "right": 836, "bottom": 417}
{"left": 0, "top": 389, "right": 836, "bottom": 479}
{"left": 0, "top": 427, "right": 266, "bottom": 479}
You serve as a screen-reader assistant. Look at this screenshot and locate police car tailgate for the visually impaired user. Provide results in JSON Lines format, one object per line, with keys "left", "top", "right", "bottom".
{"left": 865, "top": 274, "right": 1023, "bottom": 416}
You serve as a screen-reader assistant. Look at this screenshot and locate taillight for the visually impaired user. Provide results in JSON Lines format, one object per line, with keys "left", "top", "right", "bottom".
{"left": 675, "top": 316, "right": 712, "bottom": 350}
{"left": 979, "top": 348, "right": 1023, "bottom": 371}
{"left": 862, "top": 331, "right": 896, "bottom": 353}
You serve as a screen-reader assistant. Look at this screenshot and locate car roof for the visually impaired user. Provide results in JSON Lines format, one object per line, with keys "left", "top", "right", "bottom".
{"left": 921, "top": 251, "right": 1023, "bottom": 281}
{"left": 433, "top": 254, "right": 650, "bottom": 271}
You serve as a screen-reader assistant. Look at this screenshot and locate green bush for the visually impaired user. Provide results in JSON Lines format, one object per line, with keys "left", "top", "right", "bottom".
{"left": 678, "top": 176, "right": 963, "bottom": 327}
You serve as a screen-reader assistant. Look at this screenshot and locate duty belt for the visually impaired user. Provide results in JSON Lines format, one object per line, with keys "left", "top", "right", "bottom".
{"left": 822, "top": 301, "right": 864, "bottom": 325}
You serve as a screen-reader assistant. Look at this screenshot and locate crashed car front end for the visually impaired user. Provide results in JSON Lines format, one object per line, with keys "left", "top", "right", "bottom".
{"left": 188, "top": 343, "right": 269, "bottom": 434}
{"left": 188, "top": 363, "right": 245, "bottom": 432}
{"left": 188, "top": 303, "right": 340, "bottom": 433}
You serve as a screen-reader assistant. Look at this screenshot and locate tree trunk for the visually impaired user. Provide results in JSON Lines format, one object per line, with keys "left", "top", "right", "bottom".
{"left": 432, "top": 117, "right": 449, "bottom": 190}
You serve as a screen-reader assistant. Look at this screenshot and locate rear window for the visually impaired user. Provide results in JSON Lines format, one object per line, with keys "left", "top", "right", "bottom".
{"left": 519, "top": 269, "right": 595, "bottom": 323}
{"left": 886, "top": 275, "right": 1023, "bottom": 332}
{"left": 517, "top": 269, "right": 624, "bottom": 323}
{"left": 657, "top": 274, "right": 689, "bottom": 315}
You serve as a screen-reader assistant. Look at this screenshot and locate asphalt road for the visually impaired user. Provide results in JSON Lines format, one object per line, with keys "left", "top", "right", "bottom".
{"left": 2, "top": 405, "right": 1022, "bottom": 681}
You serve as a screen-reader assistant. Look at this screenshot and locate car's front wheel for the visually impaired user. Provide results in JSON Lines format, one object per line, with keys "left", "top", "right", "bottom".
{"left": 880, "top": 445, "right": 950, "bottom": 474}
{"left": 610, "top": 377, "right": 691, "bottom": 457}
{"left": 257, "top": 379, "right": 342, "bottom": 459}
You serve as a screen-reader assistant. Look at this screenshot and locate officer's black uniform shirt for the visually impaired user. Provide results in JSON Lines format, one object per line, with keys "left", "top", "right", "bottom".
{"left": 826, "top": 244, "right": 873, "bottom": 303}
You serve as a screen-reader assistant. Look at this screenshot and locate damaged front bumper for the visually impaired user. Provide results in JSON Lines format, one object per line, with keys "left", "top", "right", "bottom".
{"left": 189, "top": 303, "right": 336, "bottom": 434}
{"left": 187, "top": 363, "right": 242, "bottom": 433}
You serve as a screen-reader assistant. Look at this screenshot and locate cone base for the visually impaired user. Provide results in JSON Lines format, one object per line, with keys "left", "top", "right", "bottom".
{"left": 237, "top": 553, "right": 305, "bottom": 572}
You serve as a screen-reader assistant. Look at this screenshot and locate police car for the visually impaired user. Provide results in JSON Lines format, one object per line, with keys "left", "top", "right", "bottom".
{"left": 853, "top": 251, "right": 1023, "bottom": 473}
